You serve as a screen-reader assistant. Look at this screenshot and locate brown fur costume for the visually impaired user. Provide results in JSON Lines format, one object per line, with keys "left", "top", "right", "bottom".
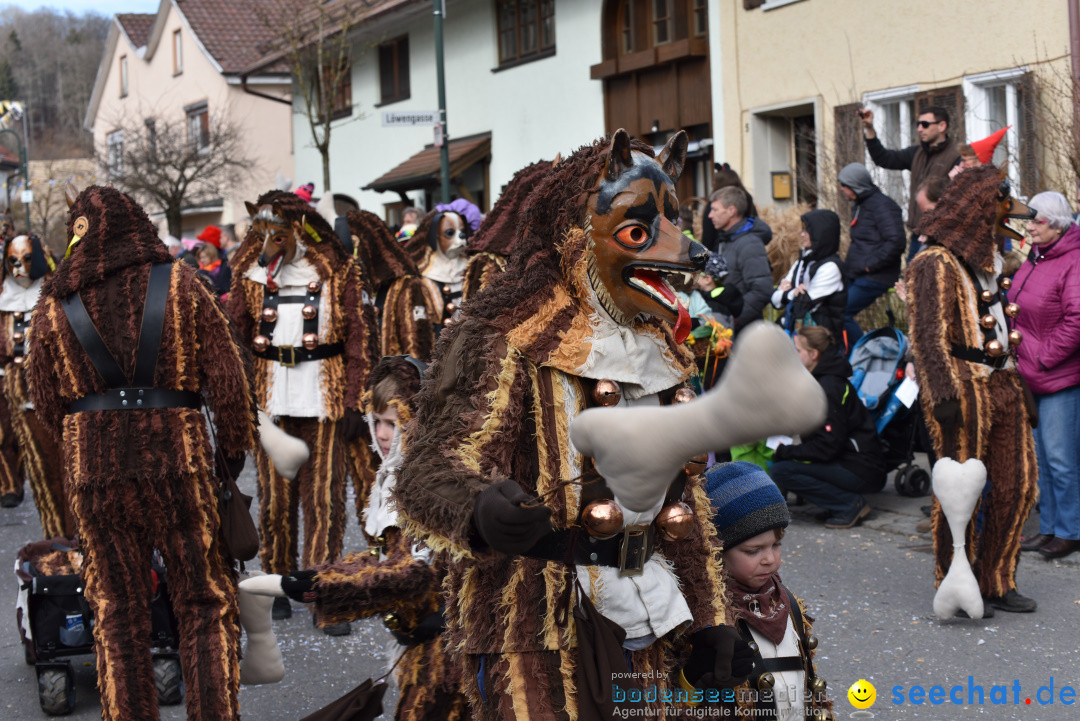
{"left": 27, "top": 185, "right": 256, "bottom": 721}
{"left": 462, "top": 160, "right": 553, "bottom": 301}
{"left": 406, "top": 210, "right": 468, "bottom": 323}
{"left": 226, "top": 190, "right": 379, "bottom": 575}
{"left": 0, "top": 375, "right": 22, "bottom": 504}
{"left": 395, "top": 136, "right": 728, "bottom": 720}
{"left": 0, "top": 236, "right": 71, "bottom": 537}
{"left": 905, "top": 165, "right": 1038, "bottom": 599}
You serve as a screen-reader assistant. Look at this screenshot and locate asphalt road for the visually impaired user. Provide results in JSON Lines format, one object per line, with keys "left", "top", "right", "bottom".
{"left": 0, "top": 456, "right": 1075, "bottom": 720}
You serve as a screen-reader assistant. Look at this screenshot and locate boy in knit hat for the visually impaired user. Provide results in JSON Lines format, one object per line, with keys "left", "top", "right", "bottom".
{"left": 706, "top": 462, "right": 834, "bottom": 721}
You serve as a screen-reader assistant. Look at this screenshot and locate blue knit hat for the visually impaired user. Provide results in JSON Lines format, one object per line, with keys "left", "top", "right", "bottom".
{"left": 704, "top": 461, "right": 790, "bottom": 549}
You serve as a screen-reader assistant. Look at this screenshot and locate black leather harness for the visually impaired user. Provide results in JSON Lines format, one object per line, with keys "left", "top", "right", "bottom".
{"left": 253, "top": 285, "right": 342, "bottom": 366}
{"left": 62, "top": 263, "right": 200, "bottom": 413}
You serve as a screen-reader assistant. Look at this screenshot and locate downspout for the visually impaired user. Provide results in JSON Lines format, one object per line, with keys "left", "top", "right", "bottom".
{"left": 1071, "top": 0, "right": 1080, "bottom": 80}
{"left": 240, "top": 72, "right": 292, "bottom": 106}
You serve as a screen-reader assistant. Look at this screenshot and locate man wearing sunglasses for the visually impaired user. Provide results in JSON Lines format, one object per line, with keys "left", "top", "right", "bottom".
{"left": 860, "top": 106, "right": 961, "bottom": 260}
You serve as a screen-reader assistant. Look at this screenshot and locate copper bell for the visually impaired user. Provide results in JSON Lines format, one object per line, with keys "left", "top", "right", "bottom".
{"left": 812, "top": 710, "right": 830, "bottom": 721}
{"left": 809, "top": 677, "right": 827, "bottom": 694}
{"left": 985, "top": 339, "right": 1005, "bottom": 357}
{"left": 12, "top": 355, "right": 24, "bottom": 366}
{"left": 307, "top": 281, "right": 321, "bottom": 294}
{"left": 302, "top": 304, "right": 317, "bottom": 320}
{"left": 673, "top": 387, "right": 696, "bottom": 404}
{"left": 12, "top": 331, "right": 24, "bottom": 344}
{"left": 1000, "top": 276, "right": 1013, "bottom": 290}
{"left": 368, "top": 547, "right": 380, "bottom": 557}
{"left": 757, "top": 672, "right": 775, "bottom": 691}
{"left": 655, "top": 501, "right": 694, "bottom": 541}
{"left": 442, "top": 284, "right": 451, "bottom": 295}
{"left": 1008, "top": 329, "right": 1023, "bottom": 347}
{"left": 382, "top": 612, "right": 401, "bottom": 630}
{"left": 805, "top": 634, "right": 818, "bottom": 650}
{"left": 261, "top": 307, "right": 278, "bottom": 324}
{"left": 980, "top": 290, "right": 994, "bottom": 303}
{"left": 980, "top": 314, "right": 995, "bottom": 329}
{"left": 253, "top": 335, "right": 271, "bottom": 353}
{"left": 445, "top": 302, "right": 456, "bottom": 314}
{"left": 683, "top": 453, "right": 708, "bottom": 477}
{"left": 1005, "top": 302, "right": 1020, "bottom": 318}
{"left": 12, "top": 312, "right": 22, "bottom": 321}
{"left": 581, "top": 499, "right": 623, "bottom": 540}
{"left": 592, "top": 379, "right": 622, "bottom": 406}
{"left": 302, "top": 333, "right": 319, "bottom": 350}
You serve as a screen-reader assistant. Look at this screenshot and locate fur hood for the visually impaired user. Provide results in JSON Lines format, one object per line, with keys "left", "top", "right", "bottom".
{"left": 468, "top": 160, "right": 552, "bottom": 256}
{"left": 920, "top": 165, "right": 1003, "bottom": 272}
{"left": 347, "top": 209, "right": 418, "bottom": 291}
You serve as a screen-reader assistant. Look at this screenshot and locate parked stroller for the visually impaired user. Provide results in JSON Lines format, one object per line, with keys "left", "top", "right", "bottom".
{"left": 848, "top": 326, "right": 930, "bottom": 497}
{"left": 15, "top": 538, "right": 183, "bottom": 716}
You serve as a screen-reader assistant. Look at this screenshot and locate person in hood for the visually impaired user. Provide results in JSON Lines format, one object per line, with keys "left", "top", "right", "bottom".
{"left": 771, "top": 209, "right": 847, "bottom": 346}
{"left": 770, "top": 325, "right": 886, "bottom": 529}
{"left": 707, "top": 185, "right": 773, "bottom": 335}
{"left": 838, "top": 162, "right": 906, "bottom": 345}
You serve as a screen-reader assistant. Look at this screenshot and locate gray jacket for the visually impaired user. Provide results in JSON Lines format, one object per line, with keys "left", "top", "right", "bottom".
{"left": 716, "top": 217, "right": 773, "bottom": 332}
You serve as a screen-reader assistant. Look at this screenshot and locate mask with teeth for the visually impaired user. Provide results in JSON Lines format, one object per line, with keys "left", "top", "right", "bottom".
{"left": 585, "top": 130, "right": 707, "bottom": 343}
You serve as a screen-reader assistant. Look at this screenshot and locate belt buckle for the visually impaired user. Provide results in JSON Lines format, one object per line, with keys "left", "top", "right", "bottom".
{"left": 618, "top": 524, "right": 649, "bottom": 576}
{"left": 279, "top": 346, "right": 296, "bottom": 367}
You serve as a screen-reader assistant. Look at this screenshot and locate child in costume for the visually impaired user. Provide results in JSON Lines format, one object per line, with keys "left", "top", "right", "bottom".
{"left": 706, "top": 462, "right": 833, "bottom": 721}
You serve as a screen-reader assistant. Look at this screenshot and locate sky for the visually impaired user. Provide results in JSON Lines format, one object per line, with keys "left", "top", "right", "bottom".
{"left": 3, "top": 0, "right": 160, "bottom": 15}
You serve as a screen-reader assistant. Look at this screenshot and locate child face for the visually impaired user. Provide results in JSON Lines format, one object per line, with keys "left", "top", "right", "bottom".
{"left": 723, "top": 530, "right": 782, "bottom": 590}
{"left": 373, "top": 406, "right": 399, "bottom": 456}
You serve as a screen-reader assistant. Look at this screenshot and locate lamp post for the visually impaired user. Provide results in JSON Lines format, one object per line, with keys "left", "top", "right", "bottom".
{"left": 433, "top": 0, "right": 450, "bottom": 205}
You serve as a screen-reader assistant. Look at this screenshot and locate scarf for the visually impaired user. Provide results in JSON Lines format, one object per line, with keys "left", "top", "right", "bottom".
{"left": 728, "top": 573, "right": 789, "bottom": 646}
{"left": 200, "top": 259, "right": 222, "bottom": 273}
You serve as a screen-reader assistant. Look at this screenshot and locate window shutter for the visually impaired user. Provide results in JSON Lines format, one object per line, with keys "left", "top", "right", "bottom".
{"left": 743, "top": 0, "right": 766, "bottom": 8}
{"left": 833, "top": 102, "right": 864, "bottom": 169}
{"left": 1016, "top": 71, "right": 1037, "bottom": 196}
{"left": 915, "top": 84, "right": 965, "bottom": 144}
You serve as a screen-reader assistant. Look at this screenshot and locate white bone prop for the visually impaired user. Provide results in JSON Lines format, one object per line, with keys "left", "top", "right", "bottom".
{"left": 569, "top": 322, "right": 827, "bottom": 512}
{"left": 238, "top": 571, "right": 285, "bottom": 685}
{"left": 258, "top": 410, "right": 310, "bottom": 480}
{"left": 239, "top": 572, "right": 286, "bottom": 598}
{"left": 931, "top": 457, "right": 987, "bottom": 620}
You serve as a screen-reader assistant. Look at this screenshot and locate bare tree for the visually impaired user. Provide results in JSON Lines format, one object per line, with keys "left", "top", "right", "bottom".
{"left": 98, "top": 113, "right": 252, "bottom": 237}
{"left": 250, "top": 0, "right": 368, "bottom": 190}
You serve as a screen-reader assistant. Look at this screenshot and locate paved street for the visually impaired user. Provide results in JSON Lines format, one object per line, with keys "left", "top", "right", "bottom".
{"left": 0, "top": 456, "right": 1075, "bottom": 720}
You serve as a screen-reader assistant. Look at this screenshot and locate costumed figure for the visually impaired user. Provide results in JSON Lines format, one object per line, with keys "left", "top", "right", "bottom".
{"left": 461, "top": 159, "right": 554, "bottom": 301}
{"left": 0, "top": 234, "right": 71, "bottom": 536}
{"left": 395, "top": 130, "right": 826, "bottom": 720}
{"left": 905, "top": 165, "right": 1039, "bottom": 614}
{"left": 242, "top": 356, "right": 469, "bottom": 721}
{"left": 404, "top": 209, "right": 469, "bottom": 325}
{"left": 27, "top": 185, "right": 257, "bottom": 721}
{"left": 226, "top": 190, "right": 379, "bottom": 631}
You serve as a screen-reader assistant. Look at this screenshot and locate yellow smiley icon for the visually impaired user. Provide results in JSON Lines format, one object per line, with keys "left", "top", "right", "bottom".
{"left": 847, "top": 679, "right": 876, "bottom": 709}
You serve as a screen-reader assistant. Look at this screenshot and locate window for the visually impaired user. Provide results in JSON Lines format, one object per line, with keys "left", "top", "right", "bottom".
{"left": 964, "top": 67, "right": 1029, "bottom": 195}
{"left": 107, "top": 130, "right": 123, "bottom": 176}
{"left": 185, "top": 101, "right": 209, "bottom": 154}
{"left": 692, "top": 0, "right": 707, "bottom": 37}
{"left": 378, "top": 36, "right": 410, "bottom": 105}
{"left": 620, "top": 0, "right": 635, "bottom": 53}
{"left": 495, "top": 0, "right": 555, "bottom": 67}
{"left": 172, "top": 29, "right": 183, "bottom": 74}
{"left": 119, "top": 55, "right": 128, "bottom": 97}
{"left": 863, "top": 85, "right": 919, "bottom": 218}
{"left": 145, "top": 118, "right": 157, "bottom": 160}
{"left": 652, "top": 0, "right": 673, "bottom": 45}
{"left": 315, "top": 59, "right": 352, "bottom": 120}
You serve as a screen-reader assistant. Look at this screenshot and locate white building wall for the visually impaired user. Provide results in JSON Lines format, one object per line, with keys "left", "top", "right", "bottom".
{"left": 292, "top": 0, "right": 605, "bottom": 214}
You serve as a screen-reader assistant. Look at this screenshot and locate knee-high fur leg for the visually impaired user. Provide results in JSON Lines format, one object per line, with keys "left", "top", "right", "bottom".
{"left": 18, "top": 408, "right": 72, "bottom": 538}
{"left": 257, "top": 436, "right": 299, "bottom": 575}
{"left": 0, "top": 396, "right": 23, "bottom": 500}
{"left": 299, "top": 420, "right": 346, "bottom": 568}
{"left": 346, "top": 439, "right": 377, "bottom": 533}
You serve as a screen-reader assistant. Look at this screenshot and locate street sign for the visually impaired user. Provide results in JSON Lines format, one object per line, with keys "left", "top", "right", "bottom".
{"left": 381, "top": 110, "right": 439, "bottom": 127}
{"left": 433, "top": 123, "right": 444, "bottom": 147}
{"left": 20, "top": 190, "right": 32, "bottom": 203}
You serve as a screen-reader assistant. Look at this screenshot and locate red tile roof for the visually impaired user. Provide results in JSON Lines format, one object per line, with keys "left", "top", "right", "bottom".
{"left": 176, "top": 0, "right": 302, "bottom": 74}
{"left": 117, "top": 13, "right": 155, "bottom": 48}
{"left": 365, "top": 133, "right": 492, "bottom": 193}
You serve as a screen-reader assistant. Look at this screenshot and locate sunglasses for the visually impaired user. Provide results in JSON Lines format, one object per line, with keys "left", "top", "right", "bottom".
{"left": 916, "top": 120, "right": 941, "bottom": 129}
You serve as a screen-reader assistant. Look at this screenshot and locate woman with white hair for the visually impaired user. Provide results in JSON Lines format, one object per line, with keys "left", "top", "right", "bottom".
{"left": 1009, "top": 191, "right": 1080, "bottom": 559}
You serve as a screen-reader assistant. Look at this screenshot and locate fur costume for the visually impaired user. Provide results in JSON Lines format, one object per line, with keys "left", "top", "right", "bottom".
{"left": 27, "top": 185, "right": 257, "bottom": 721}
{"left": 227, "top": 191, "right": 379, "bottom": 576}
{"left": 395, "top": 133, "right": 730, "bottom": 720}
{"left": 905, "top": 166, "right": 1038, "bottom": 600}
{"left": 0, "top": 234, "right": 71, "bottom": 537}
{"left": 462, "top": 160, "right": 553, "bottom": 301}
{"left": 407, "top": 210, "right": 469, "bottom": 324}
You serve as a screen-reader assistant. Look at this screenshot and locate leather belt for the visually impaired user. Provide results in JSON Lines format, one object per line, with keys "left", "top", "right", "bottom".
{"left": 255, "top": 342, "right": 343, "bottom": 367}
{"left": 524, "top": 524, "right": 655, "bottom": 574}
{"left": 69, "top": 388, "right": 202, "bottom": 413}
{"left": 950, "top": 343, "right": 1009, "bottom": 369}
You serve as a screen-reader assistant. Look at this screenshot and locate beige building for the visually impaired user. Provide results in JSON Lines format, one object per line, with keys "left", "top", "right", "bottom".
{"left": 85, "top": 0, "right": 294, "bottom": 238}
{"left": 711, "top": 0, "right": 1079, "bottom": 214}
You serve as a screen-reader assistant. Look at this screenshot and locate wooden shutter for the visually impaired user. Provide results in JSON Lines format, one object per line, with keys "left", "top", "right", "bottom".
{"left": 915, "top": 84, "right": 965, "bottom": 144}
{"left": 833, "top": 101, "right": 864, "bottom": 169}
{"left": 1015, "top": 71, "right": 1038, "bottom": 196}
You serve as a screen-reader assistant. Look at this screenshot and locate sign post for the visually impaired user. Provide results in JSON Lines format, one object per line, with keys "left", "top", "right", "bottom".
{"left": 433, "top": 0, "right": 450, "bottom": 204}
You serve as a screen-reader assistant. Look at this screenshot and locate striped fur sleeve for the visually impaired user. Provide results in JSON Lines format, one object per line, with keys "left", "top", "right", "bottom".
{"left": 905, "top": 248, "right": 965, "bottom": 409}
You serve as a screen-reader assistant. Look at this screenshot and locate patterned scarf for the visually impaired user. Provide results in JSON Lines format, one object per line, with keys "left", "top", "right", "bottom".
{"left": 728, "top": 572, "right": 789, "bottom": 645}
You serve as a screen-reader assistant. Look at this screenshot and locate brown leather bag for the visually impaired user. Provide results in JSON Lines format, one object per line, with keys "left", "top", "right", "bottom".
{"left": 219, "top": 471, "right": 259, "bottom": 562}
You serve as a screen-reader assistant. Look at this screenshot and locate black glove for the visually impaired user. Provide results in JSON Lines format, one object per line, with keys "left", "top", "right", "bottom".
{"left": 704, "top": 285, "right": 744, "bottom": 318}
{"left": 281, "top": 569, "right": 317, "bottom": 603}
{"left": 215, "top": 451, "right": 246, "bottom": 482}
{"left": 341, "top": 409, "right": 366, "bottom": 443}
{"left": 932, "top": 398, "right": 964, "bottom": 429}
{"left": 683, "top": 626, "right": 756, "bottom": 689}
{"left": 471, "top": 480, "right": 552, "bottom": 555}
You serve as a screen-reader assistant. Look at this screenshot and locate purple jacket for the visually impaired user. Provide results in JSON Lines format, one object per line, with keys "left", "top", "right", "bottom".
{"left": 1008, "top": 224, "right": 1080, "bottom": 394}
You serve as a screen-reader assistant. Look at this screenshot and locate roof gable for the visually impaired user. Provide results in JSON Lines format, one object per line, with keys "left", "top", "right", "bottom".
{"left": 116, "top": 13, "right": 155, "bottom": 50}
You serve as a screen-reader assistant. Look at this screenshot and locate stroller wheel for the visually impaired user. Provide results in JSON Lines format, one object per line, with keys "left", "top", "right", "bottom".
{"left": 907, "top": 467, "right": 931, "bottom": 497}
{"left": 37, "top": 663, "right": 75, "bottom": 715}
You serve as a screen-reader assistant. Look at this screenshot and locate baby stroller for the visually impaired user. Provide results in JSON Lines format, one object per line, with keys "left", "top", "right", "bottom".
{"left": 848, "top": 326, "right": 930, "bottom": 497}
{"left": 15, "top": 538, "right": 183, "bottom": 716}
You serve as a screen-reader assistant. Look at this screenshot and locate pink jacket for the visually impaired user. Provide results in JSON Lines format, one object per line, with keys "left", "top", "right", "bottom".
{"left": 1008, "top": 224, "right": 1080, "bottom": 394}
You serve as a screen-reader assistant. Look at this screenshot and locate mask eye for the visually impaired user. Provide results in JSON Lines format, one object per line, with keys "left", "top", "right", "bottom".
{"left": 273, "top": 236, "right": 287, "bottom": 246}
{"left": 615, "top": 224, "right": 649, "bottom": 248}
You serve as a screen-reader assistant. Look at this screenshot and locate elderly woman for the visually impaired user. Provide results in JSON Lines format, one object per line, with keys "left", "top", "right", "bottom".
{"left": 1011, "top": 191, "right": 1080, "bottom": 559}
